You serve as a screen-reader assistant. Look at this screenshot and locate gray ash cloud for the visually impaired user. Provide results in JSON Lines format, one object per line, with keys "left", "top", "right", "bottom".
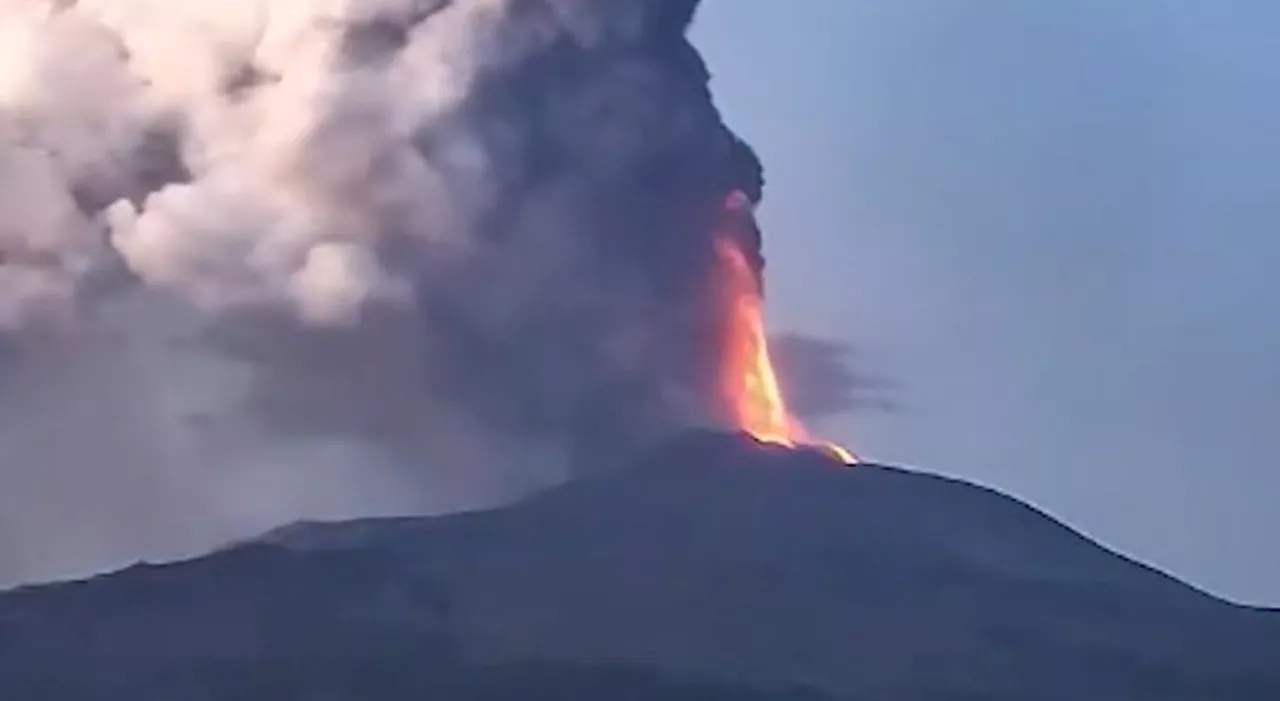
{"left": 0, "top": 0, "right": 788, "bottom": 584}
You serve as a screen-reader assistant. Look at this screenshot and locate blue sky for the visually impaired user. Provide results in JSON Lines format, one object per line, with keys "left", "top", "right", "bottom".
{"left": 691, "top": 0, "right": 1279, "bottom": 605}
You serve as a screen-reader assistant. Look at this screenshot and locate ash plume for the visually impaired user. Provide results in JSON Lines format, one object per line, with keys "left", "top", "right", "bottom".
{"left": 0, "top": 0, "right": 774, "bottom": 585}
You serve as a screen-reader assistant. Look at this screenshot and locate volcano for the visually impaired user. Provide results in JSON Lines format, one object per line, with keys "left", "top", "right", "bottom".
{"left": 0, "top": 430, "right": 1276, "bottom": 700}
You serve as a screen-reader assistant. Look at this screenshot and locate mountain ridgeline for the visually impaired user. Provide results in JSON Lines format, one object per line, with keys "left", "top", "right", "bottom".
{"left": 0, "top": 430, "right": 1277, "bottom": 700}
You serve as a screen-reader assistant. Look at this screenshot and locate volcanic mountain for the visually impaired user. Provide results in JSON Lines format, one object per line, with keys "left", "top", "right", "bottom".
{"left": 0, "top": 430, "right": 1276, "bottom": 700}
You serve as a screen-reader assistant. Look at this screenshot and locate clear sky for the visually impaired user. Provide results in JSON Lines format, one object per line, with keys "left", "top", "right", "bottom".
{"left": 691, "top": 0, "right": 1279, "bottom": 605}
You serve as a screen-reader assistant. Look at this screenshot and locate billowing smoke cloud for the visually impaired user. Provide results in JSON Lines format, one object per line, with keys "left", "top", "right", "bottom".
{"left": 0, "top": 0, "right": 771, "bottom": 585}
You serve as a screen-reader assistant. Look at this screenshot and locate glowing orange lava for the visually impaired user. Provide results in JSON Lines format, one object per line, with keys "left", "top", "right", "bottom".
{"left": 714, "top": 236, "right": 804, "bottom": 445}
{"left": 713, "top": 195, "right": 857, "bottom": 465}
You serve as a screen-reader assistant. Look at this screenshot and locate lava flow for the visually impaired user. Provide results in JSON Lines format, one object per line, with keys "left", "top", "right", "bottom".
{"left": 713, "top": 193, "right": 857, "bottom": 465}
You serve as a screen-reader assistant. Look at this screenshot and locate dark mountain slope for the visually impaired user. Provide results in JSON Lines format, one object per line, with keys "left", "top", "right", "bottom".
{"left": 0, "top": 430, "right": 1276, "bottom": 700}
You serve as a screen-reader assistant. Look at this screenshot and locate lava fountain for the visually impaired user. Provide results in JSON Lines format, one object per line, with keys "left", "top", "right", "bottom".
{"left": 713, "top": 192, "right": 857, "bottom": 465}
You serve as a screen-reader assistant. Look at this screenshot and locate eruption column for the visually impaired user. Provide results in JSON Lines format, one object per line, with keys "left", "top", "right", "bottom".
{"left": 713, "top": 194, "right": 856, "bottom": 465}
